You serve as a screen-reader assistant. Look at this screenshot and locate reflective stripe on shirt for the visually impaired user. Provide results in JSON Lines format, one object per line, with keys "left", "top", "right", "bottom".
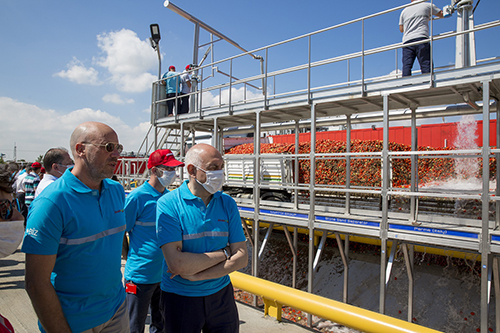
{"left": 182, "top": 231, "right": 229, "bottom": 241}
{"left": 60, "top": 225, "right": 126, "bottom": 245}
{"left": 135, "top": 221, "right": 156, "bottom": 227}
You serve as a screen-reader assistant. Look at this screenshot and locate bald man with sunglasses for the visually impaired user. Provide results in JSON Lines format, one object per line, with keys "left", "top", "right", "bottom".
{"left": 23, "top": 121, "right": 129, "bottom": 333}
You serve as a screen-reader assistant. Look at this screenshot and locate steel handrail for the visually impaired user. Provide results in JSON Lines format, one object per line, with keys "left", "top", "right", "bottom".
{"left": 230, "top": 271, "right": 442, "bottom": 333}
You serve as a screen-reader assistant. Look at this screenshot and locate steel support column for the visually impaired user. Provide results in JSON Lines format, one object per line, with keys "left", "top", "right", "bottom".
{"left": 307, "top": 103, "right": 317, "bottom": 327}
{"left": 252, "top": 110, "right": 262, "bottom": 281}
{"left": 379, "top": 94, "right": 390, "bottom": 314}
{"left": 346, "top": 115, "right": 351, "bottom": 215}
{"left": 481, "top": 80, "right": 491, "bottom": 332}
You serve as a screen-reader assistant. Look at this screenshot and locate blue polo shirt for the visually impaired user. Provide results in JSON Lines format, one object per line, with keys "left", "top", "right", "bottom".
{"left": 156, "top": 180, "right": 246, "bottom": 297}
{"left": 124, "top": 181, "right": 166, "bottom": 284}
{"left": 22, "top": 169, "right": 126, "bottom": 333}
{"left": 162, "top": 71, "right": 180, "bottom": 94}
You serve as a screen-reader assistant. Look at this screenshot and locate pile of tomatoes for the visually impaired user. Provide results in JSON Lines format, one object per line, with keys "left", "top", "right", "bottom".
{"left": 226, "top": 140, "right": 496, "bottom": 188}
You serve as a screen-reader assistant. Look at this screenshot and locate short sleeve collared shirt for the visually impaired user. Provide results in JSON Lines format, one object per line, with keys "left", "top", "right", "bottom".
{"left": 156, "top": 180, "right": 246, "bottom": 297}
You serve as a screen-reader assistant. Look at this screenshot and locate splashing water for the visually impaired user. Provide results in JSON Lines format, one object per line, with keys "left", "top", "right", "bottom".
{"left": 454, "top": 115, "right": 479, "bottom": 180}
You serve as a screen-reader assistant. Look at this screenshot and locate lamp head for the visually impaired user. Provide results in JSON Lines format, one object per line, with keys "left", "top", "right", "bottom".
{"left": 150, "top": 24, "right": 161, "bottom": 45}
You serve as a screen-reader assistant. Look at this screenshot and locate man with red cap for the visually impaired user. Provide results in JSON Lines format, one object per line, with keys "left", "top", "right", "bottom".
{"left": 22, "top": 162, "right": 42, "bottom": 209}
{"left": 123, "top": 149, "right": 184, "bottom": 333}
{"left": 161, "top": 65, "right": 181, "bottom": 116}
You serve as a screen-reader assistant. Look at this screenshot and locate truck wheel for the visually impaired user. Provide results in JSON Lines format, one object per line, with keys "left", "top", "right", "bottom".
{"left": 261, "top": 192, "right": 289, "bottom": 202}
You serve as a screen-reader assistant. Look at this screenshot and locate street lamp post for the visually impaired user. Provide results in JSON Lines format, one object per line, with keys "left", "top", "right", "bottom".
{"left": 150, "top": 24, "right": 162, "bottom": 150}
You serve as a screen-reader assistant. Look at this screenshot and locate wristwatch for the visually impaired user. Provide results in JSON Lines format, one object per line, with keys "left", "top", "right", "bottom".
{"left": 222, "top": 246, "right": 231, "bottom": 260}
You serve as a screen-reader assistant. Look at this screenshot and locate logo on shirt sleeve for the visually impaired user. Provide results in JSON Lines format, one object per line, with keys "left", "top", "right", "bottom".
{"left": 25, "top": 228, "right": 39, "bottom": 237}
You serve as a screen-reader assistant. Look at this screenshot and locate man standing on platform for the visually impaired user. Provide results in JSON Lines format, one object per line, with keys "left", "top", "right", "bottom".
{"left": 162, "top": 65, "right": 180, "bottom": 116}
{"left": 124, "top": 149, "right": 184, "bottom": 333}
{"left": 399, "top": 0, "right": 443, "bottom": 76}
{"left": 22, "top": 121, "right": 129, "bottom": 333}
{"left": 179, "top": 65, "right": 192, "bottom": 115}
{"left": 157, "top": 143, "right": 248, "bottom": 333}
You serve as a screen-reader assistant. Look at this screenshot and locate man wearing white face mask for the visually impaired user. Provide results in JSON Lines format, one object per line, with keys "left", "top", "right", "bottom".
{"left": 156, "top": 143, "right": 248, "bottom": 333}
{"left": 0, "top": 164, "right": 25, "bottom": 333}
{"left": 123, "top": 149, "right": 184, "bottom": 333}
{"left": 35, "top": 148, "right": 74, "bottom": 198}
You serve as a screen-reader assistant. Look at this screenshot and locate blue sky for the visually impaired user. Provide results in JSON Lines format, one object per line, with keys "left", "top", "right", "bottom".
{"left": 1, "top": 0, "right": 499, "bottom": 161}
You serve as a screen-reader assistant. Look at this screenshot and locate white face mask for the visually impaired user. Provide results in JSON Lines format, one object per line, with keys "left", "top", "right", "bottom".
{"left": 0, "top": 220, "right": 24, "bottom": 258}
{"left": 194, "top": 165, "right": 224, "bottom": 194}
{"left": 158, "top": 170, "right": 176, "bottom": 188}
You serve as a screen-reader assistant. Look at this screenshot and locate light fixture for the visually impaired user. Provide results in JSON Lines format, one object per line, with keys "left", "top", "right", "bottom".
{"left": 150, "top": 24, "right": 161, "bottom": 46}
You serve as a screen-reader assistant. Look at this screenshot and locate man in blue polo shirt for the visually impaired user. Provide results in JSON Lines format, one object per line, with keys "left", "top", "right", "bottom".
{"left": 157, "top": 143, "right": 248, "bottom": 333}
{"left": 22, "top": 121, "right": 129, "bottom": 333}
{"left": 124, "top": 149, "right": 184, "bottom": 333}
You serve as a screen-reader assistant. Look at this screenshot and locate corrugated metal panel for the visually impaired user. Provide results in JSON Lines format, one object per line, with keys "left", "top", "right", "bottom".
{"left": 271, "top": 120, "right": 497, "bottom": 148}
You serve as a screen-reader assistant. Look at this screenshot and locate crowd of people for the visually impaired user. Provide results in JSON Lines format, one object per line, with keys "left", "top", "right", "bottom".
{"left": 0, "top": 121, "right": 247, "bottom": 333}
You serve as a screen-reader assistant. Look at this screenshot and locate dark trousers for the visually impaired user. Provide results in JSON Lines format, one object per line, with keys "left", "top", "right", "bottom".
{"left": 126, "top": 281, "right": 164, "bottom": 333}
{"left": 402, "top": 37, "right": 431, "bottom": 77}
{"left": 179, "top": 94, "right": 189, "bottom": 114}
{"left": 160, "top": 283, "right": 239, "bottom": 333}
{"left": 166, "top": 93, "right": 179, "bottom": 116}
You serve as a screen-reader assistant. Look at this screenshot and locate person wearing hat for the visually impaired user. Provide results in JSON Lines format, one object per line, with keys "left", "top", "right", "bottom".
{"left": 123, "top": 149, "right": 184, "bottom": 333}
{"left": 179, "top": 64, "right": 193, "bottom": 115}
{"left": 22, "top": 162, "right": 42, "bottom": 209}
{"left": 161, "top": 65, "right": 181, "bottom": 117}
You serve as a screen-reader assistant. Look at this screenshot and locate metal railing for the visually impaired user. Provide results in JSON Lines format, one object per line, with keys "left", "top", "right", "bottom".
{"left": 151, "top": 1, "right": 500, "bottom": 121}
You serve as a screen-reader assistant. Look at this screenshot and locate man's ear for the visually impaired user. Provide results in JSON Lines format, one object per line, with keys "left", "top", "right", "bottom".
{"left": 74, "top": 143, "right": 86, "bottom": 157}
{"left": 186, "top": 164, "right": 196, "bottom": 177}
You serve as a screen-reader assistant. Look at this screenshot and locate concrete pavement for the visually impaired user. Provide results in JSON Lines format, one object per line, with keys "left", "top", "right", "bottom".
{"left": 0, "top": 247, "right": 314, "bottom": 333}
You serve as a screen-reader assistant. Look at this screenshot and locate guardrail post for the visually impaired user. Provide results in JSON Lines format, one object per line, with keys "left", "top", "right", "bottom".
{"left": 361, "top": 18, "right": 365, "bottom": 97}
{"left": 307, "top": 35, "right": 312, "bottom": 104}
{"left": 263, "top": 298, "right": 283, "bottom": 321}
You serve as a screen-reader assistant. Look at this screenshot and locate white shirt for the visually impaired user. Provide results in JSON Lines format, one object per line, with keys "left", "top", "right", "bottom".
{"left": 35, "top": 174, "right": 59, "bottom": 198}
{"left": 180, "top": 70, "right": 191, "bottom": 94}
{"left": 15, "top": 172, "right": 28, "bottom": 194}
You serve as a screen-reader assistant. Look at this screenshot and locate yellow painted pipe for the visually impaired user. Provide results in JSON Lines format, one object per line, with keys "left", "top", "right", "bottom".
{"left": 244, "top": 219, "right": 481, "bottom": 261}
{"left": 230, "top": 271, "right": 442, "bottom": 333}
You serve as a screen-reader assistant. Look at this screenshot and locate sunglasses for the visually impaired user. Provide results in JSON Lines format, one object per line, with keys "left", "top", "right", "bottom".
{"left": 0, "top": 199, "right": 14, "bottom": 220}
{"left": 83, "top": 142, "right": 123, "bottom": 154}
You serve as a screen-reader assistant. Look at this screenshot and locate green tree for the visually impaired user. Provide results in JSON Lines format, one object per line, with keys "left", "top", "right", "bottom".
{"left": 36, "top": 155, "right": 43, "bottom": 163}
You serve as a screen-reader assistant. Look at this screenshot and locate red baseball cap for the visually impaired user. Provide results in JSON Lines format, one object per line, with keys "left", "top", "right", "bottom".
{"left": 147, "top": 149, "right": 185, "bottom": 169}
{"left": 40, "top": 167, "right": 46, "bottom": 174}
{"left": 185, "top": 65, "right": 191, "bottom": 70}
{"left": 31, "top": 162, "right": 42, "bottom": 169}
{"left": 169, "top": 65, "right": 176, "bottom": 71}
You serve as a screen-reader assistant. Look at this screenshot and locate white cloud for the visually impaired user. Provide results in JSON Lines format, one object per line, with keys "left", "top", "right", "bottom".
{"left": 53, "top": 57, "right": 102, "bottom": 85}
{"left": 102, "top": 94, "right": 134, "bottom": 105}
{"left": 201, "top": 86, "right": 262, "bottom": 107}
{"left": 95, "top": 29, "right": 157, "bottom": 93}
{"left": 389, "top": 69, "right": 402, "bottom": 78}
{"left": 0, "top": 97, "right": 149, "bottom": 161}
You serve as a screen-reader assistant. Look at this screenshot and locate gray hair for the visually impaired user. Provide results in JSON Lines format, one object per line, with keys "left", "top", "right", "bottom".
{"left": 184, "top": 146, "right": 203, "bottom": 169}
